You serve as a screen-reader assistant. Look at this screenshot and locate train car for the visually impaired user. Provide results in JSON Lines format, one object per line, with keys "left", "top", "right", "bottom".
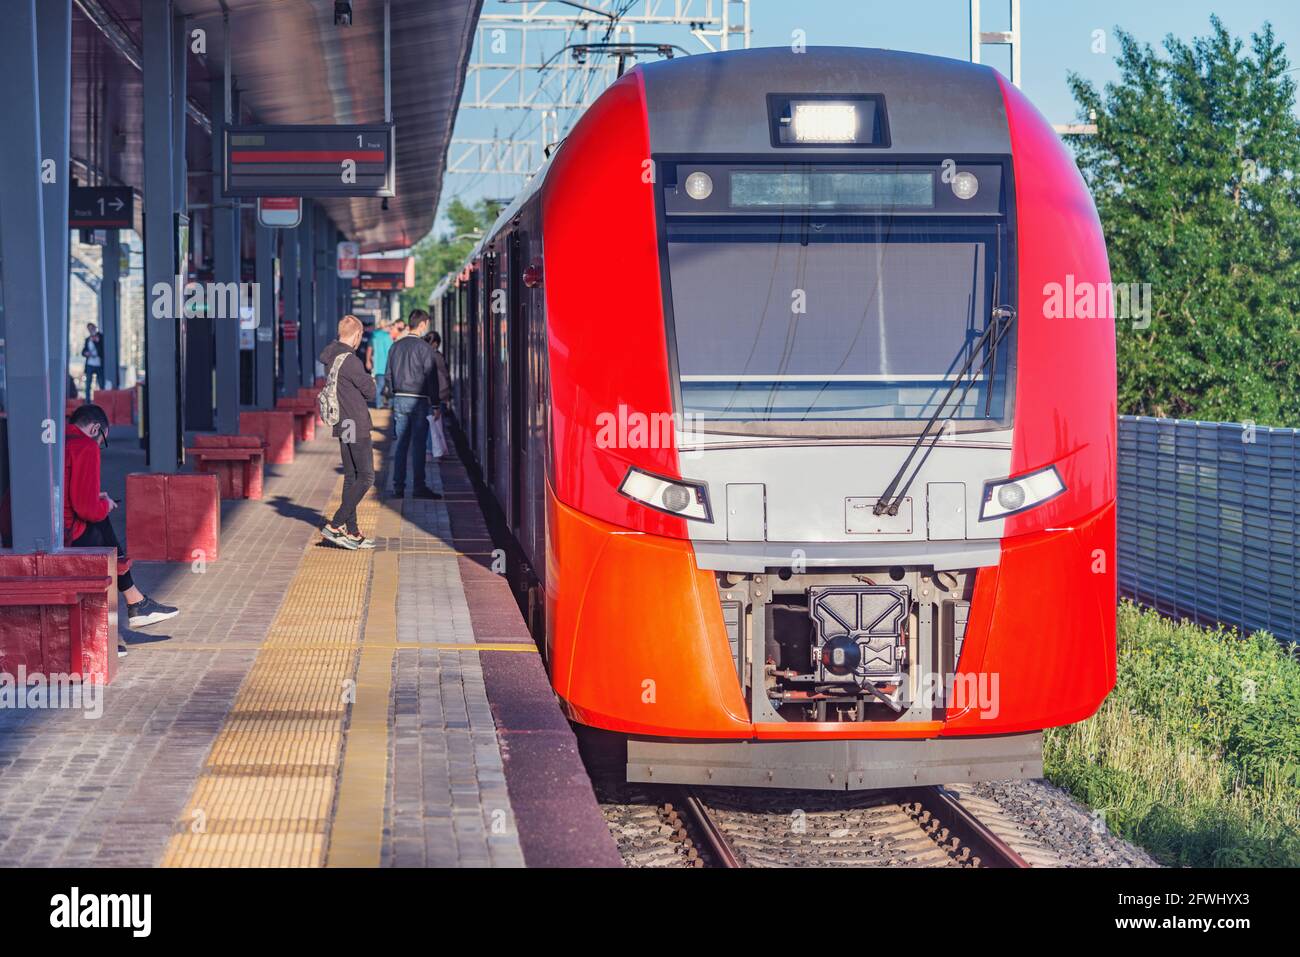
{"left": 430, "top": 46, "right": 1116, "bottom": 791}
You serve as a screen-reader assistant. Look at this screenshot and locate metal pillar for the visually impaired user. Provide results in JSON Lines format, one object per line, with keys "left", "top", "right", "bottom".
{"left": 211, "top": 76, "right": 240, "bottom": 433}
{"left": 38, "top": 0, "right": 71, "bottom": 462}
{"left": 298, "top": 202, "right": 316, "bottom": 386}
{"left": 254, "top": 223, "right": 275, "bottom": 409}
{"left": 315, "top": 214, "right": 332, "bottom": 358}
{"left": 0, "top": 0, "right": 60, "bottom": 551}
{"left": 142, "top": 0, "right": 179, "bottom": 470}
{"left": 280, "top": 213, "right": 301, "bottom": 396}
{"left": 101, "top": 231, "right": 121, "bottom": 387}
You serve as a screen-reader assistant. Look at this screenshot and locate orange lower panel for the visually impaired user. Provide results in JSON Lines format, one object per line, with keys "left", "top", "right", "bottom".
{"left": 942, "top": 500, "right": 1117, "bottom": 735}
{"left": 546, "top": 489, "right": 1116, "bottom": 741}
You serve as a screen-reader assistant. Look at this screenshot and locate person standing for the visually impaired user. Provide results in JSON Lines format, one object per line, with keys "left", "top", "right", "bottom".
{"left": 319, "top": 315, "right": 377, "bottom": 549}
{"left": 367, "top": 318, "right": 393, "bottom": 409}
{"left": 81, "top": 322, "right": 104, "bottom": 400}
{"left": 425, "top": 330, "right": 453, "bottom": 460}
{"left": 384, "top": 309, "right": 442, "bottom": 500}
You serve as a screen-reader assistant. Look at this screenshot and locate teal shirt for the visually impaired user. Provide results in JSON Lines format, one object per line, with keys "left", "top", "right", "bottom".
{"left": 371, "top": 329, "right": 392, "bottom": 375}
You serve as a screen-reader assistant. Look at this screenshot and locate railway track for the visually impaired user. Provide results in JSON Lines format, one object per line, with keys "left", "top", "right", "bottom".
{"left": 599, "top": 776, "right": 1039, "bottom": 868}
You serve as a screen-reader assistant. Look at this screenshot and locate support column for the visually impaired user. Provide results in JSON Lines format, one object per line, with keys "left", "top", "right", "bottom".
{"left": 142, "top": 0, "right": 179, "bottom": 470}
{"left": 101, "top": 231, "right": 121, "bottom": 387}
{"left": 38, "top": 0, "right": 71, "bottom": 464}
{"left": 254, "top": 223, "right": 275, "bottom": 409}
{"left": 211, "top": 77, "right": 240, "bottom": 433}
{"left": 0, "top": 0, "right": 59, "bottom": 551}
{"left": 280, "top": 213, "right": 301, "bottom": 395}
{"left": 314, "top": 214, "right": 332, "bottom": 358}
{"left": 298, "top": 202, "right": 316, "bottom": 386}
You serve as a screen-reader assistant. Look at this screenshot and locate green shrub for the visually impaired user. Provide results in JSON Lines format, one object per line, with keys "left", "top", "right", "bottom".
{"left": 1044, "top": 601, "right": 1300, "bottom": 867}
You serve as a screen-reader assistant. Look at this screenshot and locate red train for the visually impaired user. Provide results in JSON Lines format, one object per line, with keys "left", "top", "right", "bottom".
{"left": 431, "top": 47, "right": 1116, "bottom": 790}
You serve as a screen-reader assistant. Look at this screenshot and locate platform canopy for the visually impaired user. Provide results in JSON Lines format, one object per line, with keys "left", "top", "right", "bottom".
{"left": 72, "top": 0, "right": 483, "bottom": 249}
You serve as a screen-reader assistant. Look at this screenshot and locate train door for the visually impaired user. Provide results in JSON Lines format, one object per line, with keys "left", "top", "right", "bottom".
{"left": 507, "top": 229, "right": 526, "bottom": 537}
{"left": 483, "top": 248, "right": 499, "bottom": 483}
{"left": 467, "top": 261, "right": 481, "bottom": 453}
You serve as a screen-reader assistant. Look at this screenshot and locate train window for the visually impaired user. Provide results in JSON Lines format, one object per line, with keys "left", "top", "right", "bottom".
{"left": 665, "top": 217, "right": 1011, "bottom": 428}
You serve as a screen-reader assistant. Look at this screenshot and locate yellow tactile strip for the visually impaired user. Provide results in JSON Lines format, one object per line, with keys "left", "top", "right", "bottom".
{"left": 161, "top": 437, "right": 388, "bottom": 868}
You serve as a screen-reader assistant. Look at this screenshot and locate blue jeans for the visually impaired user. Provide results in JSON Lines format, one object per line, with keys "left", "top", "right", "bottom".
{"left": 373, "top": 374, "right": 387, "bottom": 408}
{"left": 390, "top": 395, "right": 429, "bottom": 493}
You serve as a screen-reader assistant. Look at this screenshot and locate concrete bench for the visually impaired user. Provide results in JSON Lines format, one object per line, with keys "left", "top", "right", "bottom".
{"left": 275, "top": 397, "right": 318, "bottom": 442}
{"left": 187, "top": 434, "right": 265, "bottom": 500}
{"left": 0, "top": 548, "right": 118, "bottom": 684}
{"left": 238, "top": 410, "right": 295, "bottom": 465}
{"left": 126, "top": 472, "right": 221, "bottom": 563}
{"left": 89, "top": 387, "right": 136, "bottom": 425}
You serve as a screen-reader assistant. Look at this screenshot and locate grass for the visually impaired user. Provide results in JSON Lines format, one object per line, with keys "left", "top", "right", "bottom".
{"left": 1043, "top": 601, "right": 1300, "bottom": 867}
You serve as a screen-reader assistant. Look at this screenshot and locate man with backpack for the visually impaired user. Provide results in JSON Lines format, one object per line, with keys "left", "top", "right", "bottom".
{"left": 318, "top": 315, "right": 376, "bottom": 549}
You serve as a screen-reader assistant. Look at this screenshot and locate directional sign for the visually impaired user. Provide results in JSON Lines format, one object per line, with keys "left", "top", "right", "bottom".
{"left": 69, "top": 186, "right": 134, "bottom": 229}
{"left": 257, "top": 196, "right": 303, "bottom": 229}
{"left": 224, "top": 124, "right": 395, "bottom": 198}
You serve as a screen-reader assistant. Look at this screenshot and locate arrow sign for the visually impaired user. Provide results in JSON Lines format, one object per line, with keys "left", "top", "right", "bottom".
{"left": 69, "top": 186, "right": 134, "bottom": 229}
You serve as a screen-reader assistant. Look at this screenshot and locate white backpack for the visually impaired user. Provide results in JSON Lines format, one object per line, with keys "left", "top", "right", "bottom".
{"left": 317, "top": 353, "right": 350, "bottom": 427}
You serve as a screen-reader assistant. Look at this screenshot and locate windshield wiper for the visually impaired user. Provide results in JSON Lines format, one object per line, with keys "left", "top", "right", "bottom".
{"left": 872, "top": 306, "right": 1016, "bottom": 517}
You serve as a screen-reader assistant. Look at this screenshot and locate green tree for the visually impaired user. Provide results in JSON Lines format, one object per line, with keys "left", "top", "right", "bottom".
{"left": 400, "top": 197, "right": 504, "bottom": 318}
{"left": 1069, "top": 17, "right": 1300, "bottom": 425}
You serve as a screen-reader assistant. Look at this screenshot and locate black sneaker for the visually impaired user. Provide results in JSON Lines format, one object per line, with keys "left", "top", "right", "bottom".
{"left": 413, "top": 487, "right": 443, "bottom": 500}
{"left": 117, "top": 642, "right": 128, "bottom": 659}
{"left": 127, "top": 596, "right": 180, "bottom": 628}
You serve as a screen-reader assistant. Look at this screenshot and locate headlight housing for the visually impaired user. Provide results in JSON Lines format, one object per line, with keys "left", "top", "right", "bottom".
{"left": 979, "top": 465, "right": 1066, "bottom": 521}
{"left": 619, "top": 467, "right": 713, "bottom": 523}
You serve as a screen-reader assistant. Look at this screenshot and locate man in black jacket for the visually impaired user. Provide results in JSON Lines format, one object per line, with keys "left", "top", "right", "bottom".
{"left": 319, "top": 315, "right": 377, "bottom": 548}
{"left": 384, "top": 309, "right": 442, "bottom": 500}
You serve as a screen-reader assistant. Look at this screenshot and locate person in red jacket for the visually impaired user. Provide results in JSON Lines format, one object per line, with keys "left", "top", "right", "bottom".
{"left": 66, "top": 405, "right": 178, "bottom": 644}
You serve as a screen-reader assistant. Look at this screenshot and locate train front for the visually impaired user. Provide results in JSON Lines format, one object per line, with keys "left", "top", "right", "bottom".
{"left": 541, "top": 47, "right": 1116, "bottom": 790}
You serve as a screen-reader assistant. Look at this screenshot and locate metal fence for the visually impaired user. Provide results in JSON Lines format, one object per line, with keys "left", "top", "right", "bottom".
{"left": 1117, "top": 416, "right": 1300, "bottom": 644}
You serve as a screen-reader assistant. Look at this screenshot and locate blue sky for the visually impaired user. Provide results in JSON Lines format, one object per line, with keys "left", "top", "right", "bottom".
{"left": 437, "top": 1, "right": 1300, "bottom": 228}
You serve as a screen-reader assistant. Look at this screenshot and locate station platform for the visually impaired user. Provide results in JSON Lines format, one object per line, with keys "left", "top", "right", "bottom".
{"left": 0, "top": 410, "right": 621, "bottom": 868}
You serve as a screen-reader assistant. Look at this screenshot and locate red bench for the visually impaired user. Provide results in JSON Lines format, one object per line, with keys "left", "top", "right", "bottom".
{"left": 89, "top": 387, "right": 135, "bottom": 425}
{"left": 187, "top": 435, "right": 265, "bottom": 500}
{"left": 126, "top": 472, "right": 221, "bottom": 563}
{"left": 275, "top": 397, "right": 318, "bottom": 442}
{"left": 238, "top": 410, "right": 295, "bottom": 465}
{"left": 0, "top": 549, "right": 118, "bottom": 684}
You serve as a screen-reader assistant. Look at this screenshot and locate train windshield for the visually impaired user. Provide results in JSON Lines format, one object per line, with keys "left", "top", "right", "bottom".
{"left": 662, "top": 167, "right": 1013, "bottom": 433}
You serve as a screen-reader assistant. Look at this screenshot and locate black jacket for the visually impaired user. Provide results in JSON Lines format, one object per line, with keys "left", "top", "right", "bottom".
{"left": 319, "top": 340, "right": 375, "bottom": 440}
{"left": 385, "top": 335, "right": 436, "bottom": 401}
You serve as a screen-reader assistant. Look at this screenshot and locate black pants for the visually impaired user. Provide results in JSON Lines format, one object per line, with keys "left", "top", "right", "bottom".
{"left": 84, "top": 366, "right": 102, "bottom": 400}
{"left": 70, "top": 518, "right": 134, "bottom": 592}
{"left": 332, "top": 437, "right": 374, "bottom": 535}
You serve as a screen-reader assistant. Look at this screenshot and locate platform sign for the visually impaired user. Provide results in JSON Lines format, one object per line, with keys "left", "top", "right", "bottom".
{"left": 337, "top": 241, "right": 361, "bottom": 279}
{"left": 258, "top": 196, "right": 303, "bottom": 229}
{"left": 224, "top": 124, "right": 395, "bottom": 198}
{"left": 69, "top": 186, "right": 133, "bottom": 229}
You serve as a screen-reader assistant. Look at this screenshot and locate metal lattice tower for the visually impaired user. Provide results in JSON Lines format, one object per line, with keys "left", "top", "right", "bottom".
{"left": 448, "top": 1, "right": 751, "bottom": 182}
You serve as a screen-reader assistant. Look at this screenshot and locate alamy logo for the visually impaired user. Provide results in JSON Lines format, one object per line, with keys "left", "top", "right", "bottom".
{"left": 49, "top": 887, "right": 151, "bottom": 937}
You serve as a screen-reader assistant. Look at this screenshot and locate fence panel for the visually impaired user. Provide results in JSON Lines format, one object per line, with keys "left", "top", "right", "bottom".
{"left": 1117, "top": 416, "right": 1299, "bottom": 643}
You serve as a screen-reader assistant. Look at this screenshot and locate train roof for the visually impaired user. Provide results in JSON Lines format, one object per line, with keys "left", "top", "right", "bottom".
{"left": 451, "top": 46, "right": 1013, "bottom": 274}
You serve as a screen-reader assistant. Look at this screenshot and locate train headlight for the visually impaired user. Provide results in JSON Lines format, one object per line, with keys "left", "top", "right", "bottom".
{"left": 619, "top": 467, "right": 713, "bottom": 522}
{"left": 979, "top": 465, "right": 1066, "bottom": 521}
{"left": 684, "top": 171, "right": 713, "bottom": 200}
{"left": 791, "top": 101, "right": 858, "bottom": 142}
{"left": 951, "top": 171, "right": 979, "bottom": 200}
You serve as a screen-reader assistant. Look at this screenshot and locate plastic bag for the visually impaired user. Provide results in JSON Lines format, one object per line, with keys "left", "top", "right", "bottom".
{"left": 427, "top": 412, "right": 448, "bottom": 458}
